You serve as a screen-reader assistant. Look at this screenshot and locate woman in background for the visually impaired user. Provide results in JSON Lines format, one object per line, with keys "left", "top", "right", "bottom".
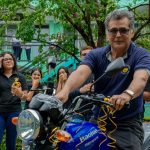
{"left": 24, "top": 68, "right": 43, "bottom": 109}
{"left": 56, "top": 67, "right": 69, "bottom": 94}
{"left": 0, "top": 52, "right": 27, "bottom": 150}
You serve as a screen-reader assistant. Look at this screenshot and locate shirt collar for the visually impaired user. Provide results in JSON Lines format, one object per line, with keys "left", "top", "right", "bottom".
{"left": 106, "top": 42, "right": 134, "bottom": 62}
{"left": 1, "top": 70, "right": 18, "bottom": 75}
{"left": 106, "top": 51, "right": 128, "bottom": 62}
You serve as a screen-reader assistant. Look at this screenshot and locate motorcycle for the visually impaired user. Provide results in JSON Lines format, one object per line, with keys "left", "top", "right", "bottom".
{"left": 14, "top": 57, "right": 128, "bottom": 150}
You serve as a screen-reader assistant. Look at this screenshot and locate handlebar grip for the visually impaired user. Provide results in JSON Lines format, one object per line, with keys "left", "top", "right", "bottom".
{"left": 104, "top": 97, "right": 130, "bottom": 109}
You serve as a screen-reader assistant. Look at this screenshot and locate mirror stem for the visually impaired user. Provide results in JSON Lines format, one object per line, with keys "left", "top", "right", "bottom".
{"left": 89, "top": 72, "right": 107, "bottom": 94}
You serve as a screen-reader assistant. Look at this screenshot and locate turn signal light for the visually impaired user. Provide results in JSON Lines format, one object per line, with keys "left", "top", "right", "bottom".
{"left": 56, "top": 130, "right": 71, "bottom": 142}
{"left": 12, "top": 117, "right": 18, "bottom": 125}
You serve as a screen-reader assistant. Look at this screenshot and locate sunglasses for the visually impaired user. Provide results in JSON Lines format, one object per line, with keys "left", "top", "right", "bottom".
{"left": 108, "top": 28, "right": 130, "bottom": 35}
{"left": 3, "top": 58, "right": 13, "bottom": 61}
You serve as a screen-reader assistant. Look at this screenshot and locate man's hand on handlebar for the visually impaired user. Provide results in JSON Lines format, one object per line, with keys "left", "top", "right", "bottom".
{"left": 55, "top": 89, "right": 69, "bottom": 103}
{"left": 108, "top": 93, "right": 131, "bottom": 110}
{"left": 79, "top": 83, "right": 93, "bottom": 94}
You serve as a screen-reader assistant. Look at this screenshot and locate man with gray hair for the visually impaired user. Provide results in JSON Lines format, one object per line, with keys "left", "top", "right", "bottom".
{"left": 56, "top": 9, "right": 150, "bottom": 149}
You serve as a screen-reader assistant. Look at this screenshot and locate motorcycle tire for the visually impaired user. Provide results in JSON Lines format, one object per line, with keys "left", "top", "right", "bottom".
{"left": 143, "top": 135, "right": 150, "bottom": 150}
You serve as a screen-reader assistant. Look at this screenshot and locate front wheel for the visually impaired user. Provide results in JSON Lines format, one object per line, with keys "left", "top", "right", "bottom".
{"left": 143, "top": 135, "right": 150, "bottom": 150}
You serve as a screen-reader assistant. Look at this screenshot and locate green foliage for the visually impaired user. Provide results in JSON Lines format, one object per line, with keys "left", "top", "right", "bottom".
{"left": 30, "top": 32, "right": 80, "bottom": 77}
{"left": 48, "top": 0, "right": 117, "bottom": 47}
{"left": 136, "top": 37, "right": 150, "bottom": 51}
{"left": 1, "top": 132, "right": 22, "bottom": 150}
{"left": 0, "top": 0, "right": 118, "bottom": 49}
{"left": 17, "top": 16, "right": 36, "bottom": 42}
{"left": 0, "top": 0, "right": 149, "bottom": 63}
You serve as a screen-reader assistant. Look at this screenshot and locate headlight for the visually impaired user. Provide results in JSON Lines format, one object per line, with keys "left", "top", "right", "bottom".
{"left": 17, "top": 109, "right": 43, "bottom": 141}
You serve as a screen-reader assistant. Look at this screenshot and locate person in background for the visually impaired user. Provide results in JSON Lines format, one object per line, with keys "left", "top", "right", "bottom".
{"left": 144, "top": 78, "right": 150, "bottom": 101}
{"left": 80, "top": 46, "right": 93, "bottom": 60}
{"left": 56, "top": 32, "right": 62, "bottom": 53}
{"left": 49, "top": 34, "right": 57, "bottom": 50}
{"left": 46, "top": 56, "right": 56, "bottom": 95}
{"left": 75, "top": 46, "right": 94, "bottom": 92}
{"left": 24, "top": 42, "right": 31, "bottom": 62}
{"left": 68, "top": 46, "right": 94, "bottom": 101}
{"left": 46, "top": 77, "right": 54, "bottom": 95}
{"left": 56, "top": 9, "right": 150, "bottom": 150}
{"left": 143, "top": 77, "right": 150, "bottom": 121}
{"left": 12, "top": 35, "right": 22, "bottom": 61}
{"left": 143, "top": 78, "right": 150, "bottom": 125}
{"left": 24, "top": 68, "right": 43, "bottom": 109}
{"left": 56, "top": 32, "right": 62, "bottom": 43}
{"left": 55, "top": 67, "right": 69, "bottom": 94}
{"left": 63, "top": 46, "right": 94, "bottom": 114}
{"left": 0, "top": 52, "right": 27, "bottom": 150}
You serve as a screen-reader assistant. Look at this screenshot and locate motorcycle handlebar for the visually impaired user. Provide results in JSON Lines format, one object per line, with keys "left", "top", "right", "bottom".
{"left": 79, "top": 94, "right": 130, "bottom": 109}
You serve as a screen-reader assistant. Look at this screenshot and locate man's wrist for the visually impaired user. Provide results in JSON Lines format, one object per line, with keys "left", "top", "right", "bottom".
{"left": 123, "top": 89, "right": 135, "bottom": 100}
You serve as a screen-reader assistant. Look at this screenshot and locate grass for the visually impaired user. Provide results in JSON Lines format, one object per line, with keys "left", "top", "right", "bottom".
{"left": 0, "top": 133, "right": 22, "bottom": 150}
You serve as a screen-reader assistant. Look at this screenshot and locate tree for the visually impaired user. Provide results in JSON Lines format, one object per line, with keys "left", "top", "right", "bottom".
{"left": 0, "top": 0, "right": 149, "bottom": 57}
{"left": 49, "top": 0, "right": 118, "bottom": 48}
{"left": 127, "top": 0, "right": 150, "bottom": 50}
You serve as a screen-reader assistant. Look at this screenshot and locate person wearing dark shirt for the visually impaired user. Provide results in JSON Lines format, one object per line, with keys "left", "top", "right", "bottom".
{"left": 0, "top": 52, "right": 27, "bottom": 150}
{"left": 24, "top": 68, "right": 43, "bottom": 109}
{"left": 24, "top": 43, "right": 31, "bottom": 62}
{"left": 65, "top": 46, "right": 94, "bottom": 120}
{"left": 64, "top": 46, "right": 94, "bottom": 110}
{"left": 56, "top": 9, "right": 150, "bottom": 150}
{"left": 46, "top": 77, "right": 54, "bottom": 95}
{"left": 69, "top": 46, "right": 94, "bottom": 100}
{"left": 12, "top": 36, "right": 22, "bottom": 60}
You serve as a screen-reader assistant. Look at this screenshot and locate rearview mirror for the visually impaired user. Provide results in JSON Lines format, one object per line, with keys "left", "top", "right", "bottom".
{"left": 90, "top": 57, "right": 127, "bottom": 92}
{"left": 105, "top": 57, "right": 126, "bottom": 76}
